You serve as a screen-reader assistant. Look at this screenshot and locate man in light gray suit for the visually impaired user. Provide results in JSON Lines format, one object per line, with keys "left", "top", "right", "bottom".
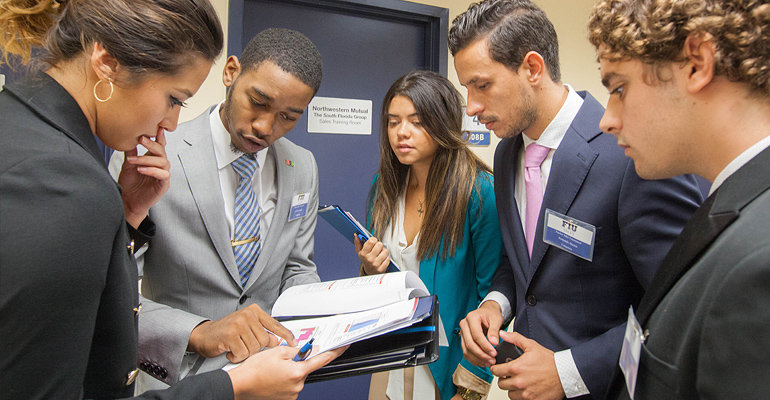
{"left": 127, "top": 28, "right": 323, "bottom": 391}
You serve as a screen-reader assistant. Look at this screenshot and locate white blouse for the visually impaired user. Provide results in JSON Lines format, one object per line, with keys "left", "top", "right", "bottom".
{"left": 380, "top": 187, "right": 439, "bottom": 400}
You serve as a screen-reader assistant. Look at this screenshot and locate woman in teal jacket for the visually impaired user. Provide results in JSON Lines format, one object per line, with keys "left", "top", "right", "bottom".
{"left": 355, "top": 70, "right": 503, "bottom": 400}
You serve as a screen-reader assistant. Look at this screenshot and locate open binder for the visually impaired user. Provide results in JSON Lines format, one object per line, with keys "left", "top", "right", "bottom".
{"left": 306, "top": 295, "right": 439, "bottom": 382}
{"left": 223, "top": 272, "right": 439, "bottom": 381}
{"left": 318, "top": 205, "right": 400, "bottom": 272}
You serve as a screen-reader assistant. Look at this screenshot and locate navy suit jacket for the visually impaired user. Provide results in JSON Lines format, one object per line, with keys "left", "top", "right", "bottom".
{"left": 489, "top": 91, "right": 703, "bottom": 399}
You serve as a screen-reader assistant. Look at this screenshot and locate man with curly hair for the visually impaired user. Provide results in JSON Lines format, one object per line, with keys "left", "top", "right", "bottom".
{"left": 450, "top": 1, "right": 704, "bottom": 399}
{"left": 589, "top": 0, "right": 770, "bottom": 398}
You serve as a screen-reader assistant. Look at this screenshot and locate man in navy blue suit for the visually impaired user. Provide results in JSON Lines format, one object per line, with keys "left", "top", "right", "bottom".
{"left": 449, "top": 1, "right": 703, "bottom": 399}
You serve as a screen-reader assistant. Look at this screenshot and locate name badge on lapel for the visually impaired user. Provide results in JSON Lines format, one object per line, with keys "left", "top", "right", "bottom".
{"left": 289, "top": 193, "right": 309, "bottom": 221}
{"left": 620, "top": 306, "right": 645, "bottom": 399}
{"left": 542, "top": 209, "right": 596, "bottom": 261}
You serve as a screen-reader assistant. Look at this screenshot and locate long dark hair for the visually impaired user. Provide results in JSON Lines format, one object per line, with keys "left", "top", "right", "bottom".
{"left": 369, "top": 70, "right": 492, "bottom": 261}
{"left": 0, "top": 0, "right": 223, "bottom": 75}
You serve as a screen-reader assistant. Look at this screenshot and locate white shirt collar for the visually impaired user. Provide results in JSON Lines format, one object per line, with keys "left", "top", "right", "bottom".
{"left": 710, "top": 134, "right": 770, "bottom": 196}
{"left": 210, "top": 102, "right": 267, "bottom": 171}
{"left": 522, "top": 84, "right": 584, "bottom": 150}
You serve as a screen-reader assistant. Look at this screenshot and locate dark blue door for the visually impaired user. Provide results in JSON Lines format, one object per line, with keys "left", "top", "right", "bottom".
{"left": 229, "top": 0, "right": 447, "bottom": 398}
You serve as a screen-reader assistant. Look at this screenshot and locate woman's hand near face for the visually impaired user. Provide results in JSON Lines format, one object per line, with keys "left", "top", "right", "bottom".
{"left": 354, "top": 235, "right": 391, "bottom": 275}
{"left": 119, "top": 131, "right": 171, "bottom": 228}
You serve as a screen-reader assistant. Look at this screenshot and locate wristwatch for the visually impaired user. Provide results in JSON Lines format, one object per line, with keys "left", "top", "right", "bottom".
{"left": 457, "top": 386, "right": 483, "bottom": 400}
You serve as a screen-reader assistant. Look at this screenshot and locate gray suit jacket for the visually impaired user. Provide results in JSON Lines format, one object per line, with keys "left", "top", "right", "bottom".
{"left": 137, "top": 106, "right": 320, "bottom": 386}
{"left": 607, "top": 146, "right": 770, "bottom": 399}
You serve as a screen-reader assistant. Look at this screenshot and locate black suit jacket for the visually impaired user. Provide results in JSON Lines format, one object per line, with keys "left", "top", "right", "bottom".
{"left": 607, "top": 146, "right": 770, "bottom": 399}
{"left": 0, "top": 72, "right": 232, "bottom": 399}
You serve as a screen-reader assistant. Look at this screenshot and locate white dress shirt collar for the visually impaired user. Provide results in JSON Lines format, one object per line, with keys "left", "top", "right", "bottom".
{"left": 710, "top": 134, "right": 770, "bottom": 196}
{"left": 210, "top": 102, "right": 267, "bottom": 170}
{"left": 521, "top": 85, "right": 584, "bottom": 150}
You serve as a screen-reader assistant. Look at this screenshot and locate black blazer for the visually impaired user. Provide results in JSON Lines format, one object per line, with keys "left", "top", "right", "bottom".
{"left": 0, "top": 72, "right": 232, "bottom": 399}
{"left": 607, "top": 146, "right": 770, "bottom": 399}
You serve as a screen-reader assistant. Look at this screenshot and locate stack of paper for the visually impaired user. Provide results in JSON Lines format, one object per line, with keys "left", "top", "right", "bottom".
{"left": 223, "top": 272, "right": 439, "bottom": 381}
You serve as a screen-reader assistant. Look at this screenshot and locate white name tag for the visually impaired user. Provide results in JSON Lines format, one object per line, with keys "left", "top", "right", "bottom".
{"left": 620, "top": 306, "right": 644, "bottom": 399}
{"left": 289, "top": 193, "right": 310, "bottom": 221}
{"left": 542, "top": 209, "right": 596, "bottom": 261}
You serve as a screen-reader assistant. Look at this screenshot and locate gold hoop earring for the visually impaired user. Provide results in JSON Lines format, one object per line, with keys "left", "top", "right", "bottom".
{"left": 93, "top": 79, "right": 114, "bottom": 103}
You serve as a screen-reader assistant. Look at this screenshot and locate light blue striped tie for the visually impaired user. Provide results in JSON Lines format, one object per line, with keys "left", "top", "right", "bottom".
{"left": 231, "top": 154, "right": 261, "bottom": 286}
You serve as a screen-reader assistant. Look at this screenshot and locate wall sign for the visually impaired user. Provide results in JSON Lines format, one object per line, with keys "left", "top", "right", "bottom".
{"left": 462, "top": 106, "right": 491, "bottom": 146}
{"left": 308, "top": 96, "right": 372, "bottom": 135}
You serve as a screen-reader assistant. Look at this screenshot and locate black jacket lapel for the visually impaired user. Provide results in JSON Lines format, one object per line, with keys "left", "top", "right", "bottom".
{"left": 636, "top": 146, "right": 770, "bottom": 325}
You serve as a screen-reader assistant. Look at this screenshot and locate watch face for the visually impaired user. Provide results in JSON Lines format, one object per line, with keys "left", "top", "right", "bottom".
{"left": 458, "top": 387, "right": 483, "bottom": 400}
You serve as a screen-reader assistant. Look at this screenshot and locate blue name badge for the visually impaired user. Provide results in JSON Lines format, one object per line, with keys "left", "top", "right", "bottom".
{"left": 542, "top": 209, "right": 596, "bottom": 261}
{"left": 289, "top": 193, "right": 309, "bottom": 221}
{"left": 464, "top": 131, "right": 490, "bottom": 146}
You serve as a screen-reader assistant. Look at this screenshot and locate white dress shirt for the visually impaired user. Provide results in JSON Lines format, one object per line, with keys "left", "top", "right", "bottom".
{"left": 482, "top": 86, "right": 590, "bottom": 398}
{"left": 380, "top": 180, "right": 438, "bottom": 400}
{"left": 210, "top": 103, "right": 277, "bottom": 240}
{"left": 710, "top": 134, "right": 770, "bottom": 196}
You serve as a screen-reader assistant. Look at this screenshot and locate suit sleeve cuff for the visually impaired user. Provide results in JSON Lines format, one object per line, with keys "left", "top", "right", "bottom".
{"left": 127, "top": 216, "right": 155, "bottom": 250}
{"left": 481, "top": 291, "right": 512, "bottom": 322}
{"left": 554, "top": 349, "right": 590, "bottom": 398}
{"left": 453, "top": 364, "right": 492, "bottom": 397}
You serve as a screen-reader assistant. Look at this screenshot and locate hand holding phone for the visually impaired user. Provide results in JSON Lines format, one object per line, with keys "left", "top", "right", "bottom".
{"left": 494, "top": 341, "right": 524, "bottom": 364}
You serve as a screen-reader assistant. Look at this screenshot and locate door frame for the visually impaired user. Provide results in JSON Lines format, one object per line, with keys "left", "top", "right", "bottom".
{"left": 228, "top": 0, "right": 448, "bottom": 75}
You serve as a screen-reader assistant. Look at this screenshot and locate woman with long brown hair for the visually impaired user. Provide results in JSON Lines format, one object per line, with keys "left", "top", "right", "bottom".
{"left": 356, "top": 70, "right": 503, "bottom": 400}
{"left": 0, "top": 1, "right": 341, "bottom": 398}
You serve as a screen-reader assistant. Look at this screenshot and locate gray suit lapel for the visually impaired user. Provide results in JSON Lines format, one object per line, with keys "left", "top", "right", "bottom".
{"left": 177, "top": 109, "right": 241, "bottom": 286}
{"left": 244, "top": 139, "right": 295, "bottom": 290}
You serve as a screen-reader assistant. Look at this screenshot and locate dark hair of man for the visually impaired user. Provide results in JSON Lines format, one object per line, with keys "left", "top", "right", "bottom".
{"left": 238, "top": 28, "right": 323, "bottom": 95}
{"left": 448, "top": 0, "right": 561, "bottom": 82}
{"left": 0, "top": 0, "right": 223, "bottom": 78}
{"left": 368, "top": 70, "right": 492, "bottom": 261}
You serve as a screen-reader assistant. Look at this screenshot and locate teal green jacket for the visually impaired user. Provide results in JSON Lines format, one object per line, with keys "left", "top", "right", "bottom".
{"left": 367, "top": 172, "right": 503, "bottom": 400}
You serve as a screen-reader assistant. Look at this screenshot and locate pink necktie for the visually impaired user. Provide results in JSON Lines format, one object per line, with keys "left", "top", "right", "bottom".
{"left": 524, "top": 143, "right": 550, "bottom": 257}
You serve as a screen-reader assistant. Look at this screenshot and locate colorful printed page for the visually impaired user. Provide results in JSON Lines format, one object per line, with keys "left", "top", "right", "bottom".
{"left": 280, "top": 297, "right": 423, "bottom": 359}
{"left": 222, "top": 296, "right": 431, "bottom": 370}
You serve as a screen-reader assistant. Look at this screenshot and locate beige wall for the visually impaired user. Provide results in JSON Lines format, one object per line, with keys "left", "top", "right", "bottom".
{"left": 178, "top": 0, "right": 229, "bottom": 123}
{"left": 185, "top": 1, "right": 606, "bottom": 168}
{"left": 188, "top": 2, "right": 603, "bottom": 398}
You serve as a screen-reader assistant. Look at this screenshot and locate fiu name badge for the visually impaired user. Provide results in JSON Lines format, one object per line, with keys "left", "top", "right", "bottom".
{"left": 289, "top": 193, "right": 309, "bottom": 221}
{"left": 542, "top": 209, "right": 596, "bottom": 261}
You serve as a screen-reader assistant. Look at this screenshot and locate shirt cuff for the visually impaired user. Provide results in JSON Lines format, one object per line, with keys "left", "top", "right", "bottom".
{"left": 127, "top": 216, "right": 155, "bottom": 250}
{"left": 452, "top": 364, "right": 492, "bottom": 397}
{"left": 481, "top": 291, "right": 512, "bottom": 322}
{"left": 554, "top": 349, "right": 590, "bottom": 398}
